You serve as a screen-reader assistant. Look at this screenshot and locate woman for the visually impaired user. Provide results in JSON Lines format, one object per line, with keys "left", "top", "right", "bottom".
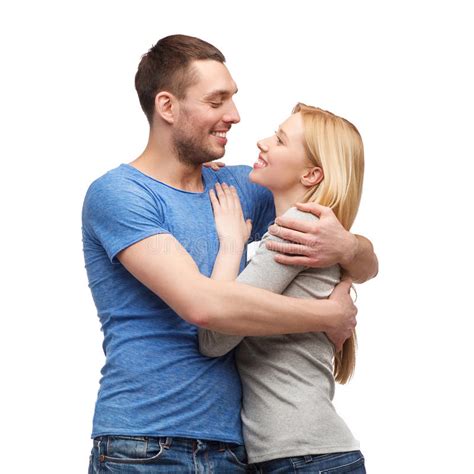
{"left": 199, "top": 103, "right": 366, "bottom": 473}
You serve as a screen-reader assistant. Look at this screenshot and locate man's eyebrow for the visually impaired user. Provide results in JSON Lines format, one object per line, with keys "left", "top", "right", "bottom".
{"left": 203, "top": 88, "right": 238, "bottom": 100}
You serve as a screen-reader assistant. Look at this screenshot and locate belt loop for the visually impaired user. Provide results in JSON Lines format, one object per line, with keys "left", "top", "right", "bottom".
{"left": 97, "top": 438, "right": 105, "bottom": 463}
{"left": 158, "top": 436, "right": 172, "bottom": 449}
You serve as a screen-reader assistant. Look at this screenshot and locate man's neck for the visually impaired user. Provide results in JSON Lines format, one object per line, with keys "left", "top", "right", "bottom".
{"left": 130, "top": 139, "right": 205, "bottom": 193}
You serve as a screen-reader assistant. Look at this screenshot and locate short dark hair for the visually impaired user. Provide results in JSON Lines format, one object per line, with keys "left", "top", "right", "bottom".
{"left": 135, "top": 34, "right": 226, "bottom": 124}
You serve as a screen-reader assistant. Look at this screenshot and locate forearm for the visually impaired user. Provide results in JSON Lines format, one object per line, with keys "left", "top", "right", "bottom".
{"left": 340, "top": 234, "right": 378, "bottom": 283}
{"left": 196, "top": 278, "right": 338, "bottom": 336}
{"left": 210, "top": 245, "right": 243, "bottom": 281}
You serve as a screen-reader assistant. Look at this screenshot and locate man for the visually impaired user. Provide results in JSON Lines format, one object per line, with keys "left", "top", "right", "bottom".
{"left": 83, "top": 34, "right": 377, "bottom": 473}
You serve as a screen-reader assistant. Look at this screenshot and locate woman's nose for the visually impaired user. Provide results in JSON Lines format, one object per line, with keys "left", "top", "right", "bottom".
{"left": 257, "top": 140, "right": 269, "bottom": 152}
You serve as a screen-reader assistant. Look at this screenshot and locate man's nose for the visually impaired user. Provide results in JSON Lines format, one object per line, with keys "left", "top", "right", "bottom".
{"left": 223, "top": 101, "right": 240, "bottom": 124}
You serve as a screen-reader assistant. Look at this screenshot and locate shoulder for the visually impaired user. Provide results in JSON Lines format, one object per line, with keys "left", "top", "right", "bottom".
{"left": 83, "top": 165, "right": 163, "bottom": 225}
{"left": 86, "top": 164, "right": 138, "bottom": 195}
{"left": 85, "top": 164, "right": 153, "bottom": 205}
{"left": 261, "top": 207, "right": 318, "bottom": 245}
{"left": 83, "top": 165, "right": 167, "bottom": 237}
{"left": 217, "top": 164, "right": 252, "bottom": 184}
{"left": 281, "top": 206, "right": 320, "bottom": 223}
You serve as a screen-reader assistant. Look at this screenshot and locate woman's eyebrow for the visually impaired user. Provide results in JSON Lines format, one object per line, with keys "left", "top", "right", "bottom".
{"left": 277, "top": 127, "right": 289, "bottom": 141}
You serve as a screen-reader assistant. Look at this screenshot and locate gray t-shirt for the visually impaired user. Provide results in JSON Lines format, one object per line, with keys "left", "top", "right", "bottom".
{"left": 198, "top": 207, "right": 360, "bottom": 463}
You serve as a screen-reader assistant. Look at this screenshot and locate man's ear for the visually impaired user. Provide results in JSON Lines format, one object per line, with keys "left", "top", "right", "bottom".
{"left": 301, "top": 166, "right": 324, "bottom": 188}
{"left": 154, "top": 91, "right": 177, "bottom": 124}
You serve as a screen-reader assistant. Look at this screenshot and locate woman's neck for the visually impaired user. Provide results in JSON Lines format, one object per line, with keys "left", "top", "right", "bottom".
{"left": 272, "top": 187, "right": 307, "bottom": 217}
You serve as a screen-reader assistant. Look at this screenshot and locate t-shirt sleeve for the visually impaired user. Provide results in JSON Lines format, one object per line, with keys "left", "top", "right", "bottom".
{"left": 198, "top": 329, "right": 243, "bottom": 358}
{"left": 237, "top": 208, "right": 307, "bottom": 293}
{"left": 82, "top": 174, "right": 169, "bottom": 263}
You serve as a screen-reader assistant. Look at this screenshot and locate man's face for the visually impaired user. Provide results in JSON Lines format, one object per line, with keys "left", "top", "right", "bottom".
{"left": 172, "top": 60, "right": 240, "bottom": 165}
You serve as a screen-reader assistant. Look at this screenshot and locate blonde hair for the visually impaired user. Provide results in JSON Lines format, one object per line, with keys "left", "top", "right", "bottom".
{"left": 293, "top": 103, "right": 364, "bottom": 384}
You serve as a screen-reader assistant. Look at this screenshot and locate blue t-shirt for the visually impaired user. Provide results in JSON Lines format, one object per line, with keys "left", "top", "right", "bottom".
{"left": 82, "top": 163, "right": 275, "bottom": 443}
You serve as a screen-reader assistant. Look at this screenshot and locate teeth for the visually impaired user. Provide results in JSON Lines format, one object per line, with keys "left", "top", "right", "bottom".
{"left": 211, "top": 131, "right": 226, "bottom": 138}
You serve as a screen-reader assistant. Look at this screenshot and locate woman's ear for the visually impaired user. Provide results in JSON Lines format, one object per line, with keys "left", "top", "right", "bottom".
{"left": 301, "top": 166, "right": 324, "bottom": 188}
{"left": 154, "top": 91, "right": 176, "bottom": 124}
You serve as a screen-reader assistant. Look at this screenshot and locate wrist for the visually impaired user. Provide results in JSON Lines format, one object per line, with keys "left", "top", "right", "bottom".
{"left": 218, "top": 238, "right": 245, "bottom": 255}
{"left": 340, "top": 232, "right": 359, "bottom": 268}
{"left": 310, "top": 299, "right": 338, "bottom": 332}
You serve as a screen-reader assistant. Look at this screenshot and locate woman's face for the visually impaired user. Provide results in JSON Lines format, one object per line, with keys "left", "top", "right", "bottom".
{"left": 250, "top": 112, "right": 311, "bottom": 192}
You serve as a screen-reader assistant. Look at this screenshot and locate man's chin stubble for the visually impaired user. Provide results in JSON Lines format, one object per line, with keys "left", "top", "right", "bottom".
{"left": 173, "top": 139, "right": 222, "bottom": 166}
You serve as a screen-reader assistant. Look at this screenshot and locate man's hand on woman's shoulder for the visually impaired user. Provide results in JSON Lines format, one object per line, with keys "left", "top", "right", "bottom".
{"left": 266, "top": 202, "right": 378, "bottom": 283}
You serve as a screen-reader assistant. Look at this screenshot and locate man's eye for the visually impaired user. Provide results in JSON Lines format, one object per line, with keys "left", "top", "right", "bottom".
{"left": 210, "top": 102, "right": 223, "bottom": 108}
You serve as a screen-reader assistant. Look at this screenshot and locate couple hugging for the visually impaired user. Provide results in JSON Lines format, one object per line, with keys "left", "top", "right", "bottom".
{"left": 83, "top": 34, "right": 377, "bottom": 473}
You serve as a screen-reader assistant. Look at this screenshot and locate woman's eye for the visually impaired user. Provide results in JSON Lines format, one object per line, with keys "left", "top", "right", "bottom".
{"left": 274, "top": 131, "right": 284, "bottom": 145}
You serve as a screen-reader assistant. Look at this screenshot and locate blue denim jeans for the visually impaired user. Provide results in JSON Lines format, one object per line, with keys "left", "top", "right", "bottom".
{"left": 251, "top": 450, "right": 366, "bottom": 473}
{"left": 88, "top": 435, "right": 249, "bottom": 473}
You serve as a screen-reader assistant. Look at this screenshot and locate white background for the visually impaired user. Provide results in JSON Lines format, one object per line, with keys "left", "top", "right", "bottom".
{"left": 1, "top": 1, "right": 473, "bottom": 472}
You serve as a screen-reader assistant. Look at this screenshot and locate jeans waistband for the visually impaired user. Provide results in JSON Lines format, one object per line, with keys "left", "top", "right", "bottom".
{"left": 93, "top": 435, "right": 239, "bottom": 451}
